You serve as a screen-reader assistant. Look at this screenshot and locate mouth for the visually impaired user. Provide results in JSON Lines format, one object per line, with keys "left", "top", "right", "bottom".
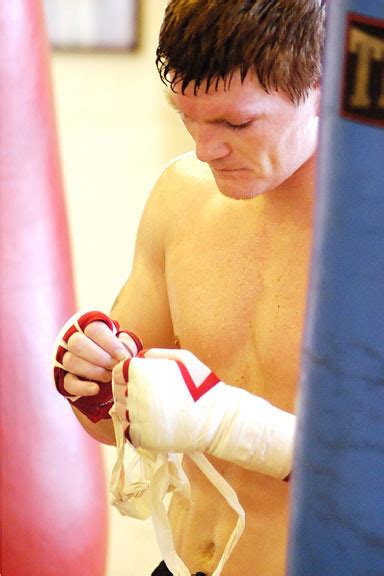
{"left": 211, "top": 167, "right": 253, "bottom": 180}
{"left": 212, "top": 167, "right": 250, "bottom": 174}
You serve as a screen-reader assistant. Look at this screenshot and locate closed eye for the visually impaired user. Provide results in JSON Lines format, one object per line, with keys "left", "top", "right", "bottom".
{"left": 225, "top": 120, "right": 253, "bottom": 131}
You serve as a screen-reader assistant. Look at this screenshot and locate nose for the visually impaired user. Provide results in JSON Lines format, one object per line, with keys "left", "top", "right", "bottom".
{"left": 194, "top": 124, "right": 231, "bottom": 163}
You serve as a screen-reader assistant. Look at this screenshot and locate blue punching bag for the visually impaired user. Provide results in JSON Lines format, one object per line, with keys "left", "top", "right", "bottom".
{"left": 288, "top": 1, "right": 384, "bottom": 575}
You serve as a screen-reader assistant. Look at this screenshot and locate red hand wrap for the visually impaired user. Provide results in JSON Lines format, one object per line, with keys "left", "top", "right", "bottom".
{"left": 53, "top": 311, "right": 142, "bottom": 423}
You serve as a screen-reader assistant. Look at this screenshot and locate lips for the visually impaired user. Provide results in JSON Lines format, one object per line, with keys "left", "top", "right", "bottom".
{"left": 212, "top": 165, "right": 247, "bottom": 171}
{"left": 212, "top": 167, "right": 250, "bottom": 176}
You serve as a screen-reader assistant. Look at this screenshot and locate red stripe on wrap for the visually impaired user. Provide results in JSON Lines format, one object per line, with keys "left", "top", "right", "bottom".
{"left": 175, "top": 361, "right": 220, "bottom": 401}
{"left": 122, "top": 357, "right": 132, "bottom": 440}
{"left": 63, "top": 325, "right": 78, "bottom": 343}
{"left": 77, "top": 311, "right": 119, "bottom": 333}
{"left": 122, "top": 357, "right": 131, "bottom": 382}
{"left": 55, "top": 345, "right": 67, "bottom": 364}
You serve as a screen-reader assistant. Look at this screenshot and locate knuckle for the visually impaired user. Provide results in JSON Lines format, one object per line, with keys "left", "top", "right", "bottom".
{"left": 63, "top": 353, "right": 78, "bottom": 374}
{"left": 84, "top": 321, "right": 104, "bottom": 339}
{"left": 98, "top": 369, "right": 112, "bottom": 383}
{"left": 67, "top": 333, "right": 84, "bottom": 355}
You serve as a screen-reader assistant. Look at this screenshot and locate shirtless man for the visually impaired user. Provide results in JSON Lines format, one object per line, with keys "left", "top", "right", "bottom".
{"left": 53, "top": 2, "right": 326, "bottom": 574}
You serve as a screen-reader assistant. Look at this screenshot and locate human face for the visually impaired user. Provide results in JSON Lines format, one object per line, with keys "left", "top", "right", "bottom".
{"left": 169, "top": 72, "right": 320, "bottom": 200}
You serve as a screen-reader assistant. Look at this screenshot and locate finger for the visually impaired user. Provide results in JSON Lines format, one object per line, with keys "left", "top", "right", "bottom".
{"left": 84, "top": 321, "right": 129, "bottom": 361}
{"left": 62, "top": 352, "right": 113, "bottom": 383}
{"left": 112, "top": 358, "right": 129, "bottom": 387}
{"left": 68, "top": 330, "right": 119, "bottom": 369}
{"left": 117, "top": 331, "right": 142, "bottom": 357}
{"left": 111, "top": 360, "right": 129, "bottom": 422}
{"left": 63, "top": 372, "right": 100, "bottom": 397}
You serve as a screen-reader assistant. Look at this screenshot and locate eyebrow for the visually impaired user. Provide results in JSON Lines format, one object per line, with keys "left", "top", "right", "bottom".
{"left": 164, "top": 88, "right": 260, "bottom": 125}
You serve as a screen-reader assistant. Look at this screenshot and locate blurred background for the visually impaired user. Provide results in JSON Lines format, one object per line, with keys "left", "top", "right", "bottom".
{"left": 46, "top": 1, "right": 193, "bottom": 574}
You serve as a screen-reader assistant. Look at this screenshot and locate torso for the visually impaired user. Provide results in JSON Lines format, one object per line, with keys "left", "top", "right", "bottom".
{"left": 162, "top": 154, "right": 313, "bottom": 575}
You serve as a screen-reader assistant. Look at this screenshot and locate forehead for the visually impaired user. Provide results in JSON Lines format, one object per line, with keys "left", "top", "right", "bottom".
{"left": 168, "top": 71, "right": 290, "bottom": 118}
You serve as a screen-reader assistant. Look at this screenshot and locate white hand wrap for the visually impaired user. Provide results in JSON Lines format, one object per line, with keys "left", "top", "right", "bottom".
{"left": 114, "top": 348, "right": 295, "bottom": 480}
{"left": 110, "top": 348, "right": 295, "bottom": 575}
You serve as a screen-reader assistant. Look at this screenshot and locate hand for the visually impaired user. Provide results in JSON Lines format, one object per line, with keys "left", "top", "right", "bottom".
{"left": 112, "top": 348, "right": 295, "bottom": 479}
{"left": 53, "top": 311, "right": 142, "bottom": 422}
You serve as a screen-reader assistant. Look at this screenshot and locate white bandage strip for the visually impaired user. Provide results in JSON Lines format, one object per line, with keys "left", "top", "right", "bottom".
{"left": 109, "top": 405, "right": 245, "bottom": 576}
{"left": 204, "top": 384, "right": 295, "bottom": 480}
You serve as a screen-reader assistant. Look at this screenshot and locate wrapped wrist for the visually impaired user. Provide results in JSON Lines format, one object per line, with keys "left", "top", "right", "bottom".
{"left": 208, "top": 384, "right": 295, "bottom": 479}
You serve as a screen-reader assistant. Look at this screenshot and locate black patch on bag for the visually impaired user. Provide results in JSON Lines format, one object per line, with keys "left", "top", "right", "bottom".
{"left": 341, "top": 12, "right": 384, "bottom": 127}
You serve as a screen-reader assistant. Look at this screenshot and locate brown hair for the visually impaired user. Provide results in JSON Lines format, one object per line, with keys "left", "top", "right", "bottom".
{"left": 156, "top": 0, "right": 326, "bottom": 103}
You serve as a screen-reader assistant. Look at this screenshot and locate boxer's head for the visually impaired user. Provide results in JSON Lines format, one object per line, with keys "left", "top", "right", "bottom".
{"left": 156, "top": 0, "right": 326, "bottom": 105}
{"left": 157, "top": 1, "right": 324, "bottom": 199}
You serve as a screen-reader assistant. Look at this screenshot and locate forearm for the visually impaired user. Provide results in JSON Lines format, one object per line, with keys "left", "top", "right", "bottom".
{"left": 208, "top": 384, "right": 295, "bottom": 478}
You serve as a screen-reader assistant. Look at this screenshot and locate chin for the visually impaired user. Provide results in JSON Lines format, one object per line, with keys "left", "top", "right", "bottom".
{"left": 214, "top": 176, "right": 271, "bottom": 200}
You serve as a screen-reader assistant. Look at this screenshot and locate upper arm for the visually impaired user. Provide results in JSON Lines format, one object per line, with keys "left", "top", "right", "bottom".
{"left": 111, "top": 161, "right": 181, "bottom": 349}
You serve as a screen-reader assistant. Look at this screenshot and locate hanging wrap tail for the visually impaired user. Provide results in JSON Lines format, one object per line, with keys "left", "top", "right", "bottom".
{"left": 109, "top": 407, "right": 245, "bottom": 576}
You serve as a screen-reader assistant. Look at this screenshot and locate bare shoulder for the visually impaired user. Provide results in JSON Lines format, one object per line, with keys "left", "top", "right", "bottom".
{"left": 140, "top": 152, "right": 217, "bottom": 247}
{"left": 163, "top": 151, "right": 215, "bottom": 188}
{"left": 151, "top": 152, "right": 216, "bottom": 213}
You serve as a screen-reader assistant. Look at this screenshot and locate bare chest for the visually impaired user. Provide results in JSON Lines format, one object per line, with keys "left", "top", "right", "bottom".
{"left": 165, "top": 200, "right": 312, "bottom": 410}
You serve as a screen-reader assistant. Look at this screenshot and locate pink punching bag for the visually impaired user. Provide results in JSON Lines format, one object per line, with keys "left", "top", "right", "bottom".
{"left": 1, "top": 2, "right": 107, "bottom": 575}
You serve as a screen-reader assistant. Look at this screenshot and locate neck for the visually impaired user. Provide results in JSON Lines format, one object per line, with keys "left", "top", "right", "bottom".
{"left": 267, "top": 153, "right": 316, "bottom": 207}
